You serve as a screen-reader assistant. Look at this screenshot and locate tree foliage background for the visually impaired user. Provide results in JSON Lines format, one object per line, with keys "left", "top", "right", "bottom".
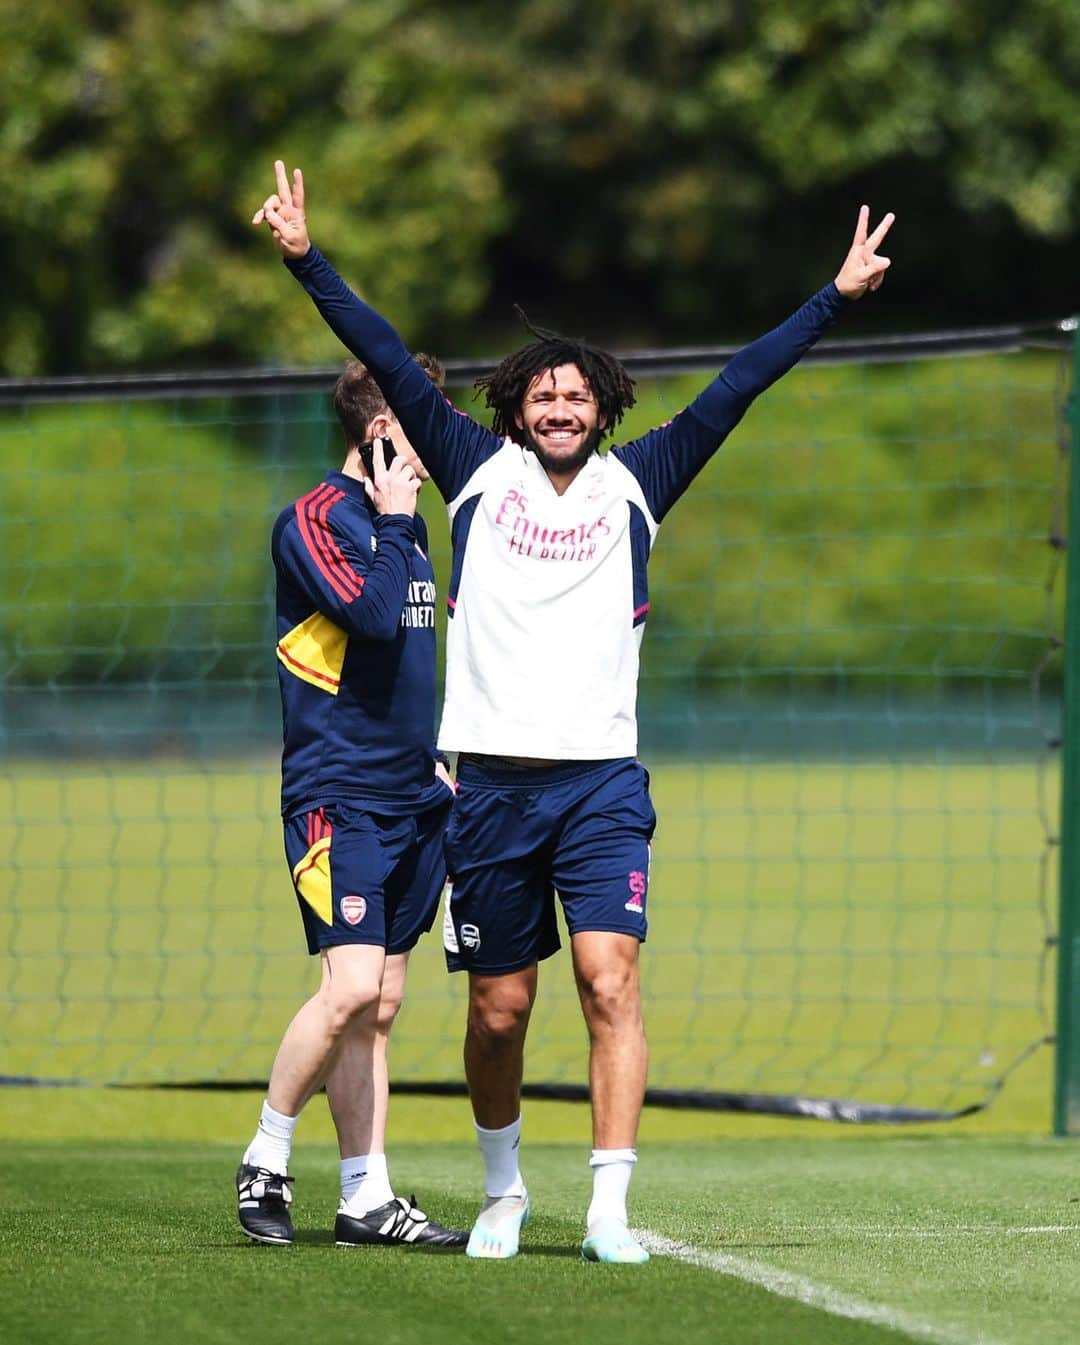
{"left": 2, "top": 0, "right": 1078, "bottom": 376}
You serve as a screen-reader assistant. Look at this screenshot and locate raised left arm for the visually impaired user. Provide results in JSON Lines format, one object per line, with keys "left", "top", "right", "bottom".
{"left": 615, "top": 206, "right": 895, "bottom": 521}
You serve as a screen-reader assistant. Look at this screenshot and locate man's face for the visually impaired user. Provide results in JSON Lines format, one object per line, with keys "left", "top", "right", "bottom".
{"left": 515, "top": 364, "right": 606, "bottom": 475}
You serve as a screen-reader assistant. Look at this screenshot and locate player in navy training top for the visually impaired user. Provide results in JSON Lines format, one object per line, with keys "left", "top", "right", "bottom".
{"left": 254, "top": 161, "right": 895, "bottom": 1262}
{"left": 235, "top": 357, "right": 466, "bottom": 1250}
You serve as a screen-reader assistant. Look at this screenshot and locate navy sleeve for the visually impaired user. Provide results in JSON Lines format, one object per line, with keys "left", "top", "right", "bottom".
{"left": 274, "top": 506, "right": 417, "bottom": 643}
{"left": 613, "top": 283, "right": 850, "bottom": 522}
{"left": 284, "top": 246, "right": 501, "bottom": 501}
{"left": 413, "top": 513, "right": 431, "bottom": 566}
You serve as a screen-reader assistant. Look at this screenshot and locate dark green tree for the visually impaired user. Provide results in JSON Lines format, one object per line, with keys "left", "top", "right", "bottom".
{"left": 1, "top": 0, "right": 1076, "bottom": 373}
{"left": 0, "top": 0, "right": 511, "bottom": 374}
{"left": 475, "top": 0, "right": 1079, "bottom": 337}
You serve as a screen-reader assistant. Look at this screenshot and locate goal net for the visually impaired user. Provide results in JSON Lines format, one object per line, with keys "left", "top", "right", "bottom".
{"left": 1, "top": 320, "right": 1072, "bottom": 1121}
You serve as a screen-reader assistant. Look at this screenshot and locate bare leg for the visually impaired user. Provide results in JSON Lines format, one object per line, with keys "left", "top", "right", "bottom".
{"left": 463, "top": 967, "right": 537, "bottom": 1259}
{"left": 265, "top": 943, "right": 386, "bottom": 1117}
{"left": 571, "top": 931, "right": 647, "bottom": 1148}
{"left": 571, "top": 930, "right": 650, "bottom": 1263}
{"left": 325, "top": 951, "right": 408, "bottom": 1157}
{"left": 464, "top": 967, "right": 537, "bottom": 1128}
{"left": 238, "top": 943, "right": 385, "bottom": 1245}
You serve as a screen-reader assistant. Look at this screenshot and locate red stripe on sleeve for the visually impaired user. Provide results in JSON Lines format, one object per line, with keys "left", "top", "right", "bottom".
{"left": 314, "top": 490, "right": 365, "bottom": 599}
{"left": 295, "top": 486, "right": 351, "bottom": 602}
{"left": 295, "top": 485, "right": 365, "bottom": 603}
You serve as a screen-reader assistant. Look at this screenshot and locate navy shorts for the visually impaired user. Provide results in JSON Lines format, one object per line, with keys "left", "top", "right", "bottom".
{"left": 442, "top": 757, "right": 656, "bottom": 975}
{"left": 284, "top": 796, "right": 451, "bottom": 956}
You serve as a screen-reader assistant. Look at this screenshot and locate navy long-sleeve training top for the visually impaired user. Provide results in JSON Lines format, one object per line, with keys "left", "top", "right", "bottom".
{"left": 272, "top": 470, "right": 448, "bottom": 817}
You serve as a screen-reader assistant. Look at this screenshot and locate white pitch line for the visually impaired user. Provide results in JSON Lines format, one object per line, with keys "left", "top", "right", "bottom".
{"left": 637, "top": 1229, "right": 1009, "bottom": 1345}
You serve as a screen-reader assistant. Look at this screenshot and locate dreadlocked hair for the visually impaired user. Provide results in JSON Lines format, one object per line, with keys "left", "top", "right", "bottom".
{"left": 475, "top": 307, "right": 636, "bottom": 444}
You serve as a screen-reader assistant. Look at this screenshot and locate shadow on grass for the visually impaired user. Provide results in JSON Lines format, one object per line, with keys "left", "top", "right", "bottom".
{"left": 237, "top": 1231, "right": 587, "bottom": 1259}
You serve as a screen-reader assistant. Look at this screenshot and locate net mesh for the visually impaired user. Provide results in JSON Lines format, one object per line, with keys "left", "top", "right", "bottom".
{"left": 1, "top": 332, "right": 1071, "bottom": 1120}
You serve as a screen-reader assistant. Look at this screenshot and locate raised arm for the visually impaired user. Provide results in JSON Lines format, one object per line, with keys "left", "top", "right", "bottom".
{"left": 615, "top": 206, "right": 895, "bottom": 522}
{"left": 253, "top": 161, "right": 500, "bottom": 500}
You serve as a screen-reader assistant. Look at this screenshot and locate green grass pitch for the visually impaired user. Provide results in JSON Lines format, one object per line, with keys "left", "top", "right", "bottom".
{"left": 1, "top": 749, "right": 1069, "bottom": 1342}
{"left": 2, "top": 1090, "right": 1079, "bottom": 1345}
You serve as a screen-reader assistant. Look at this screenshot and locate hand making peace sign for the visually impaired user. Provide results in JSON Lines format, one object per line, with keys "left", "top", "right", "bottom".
{"left": 252, "top": 160, "right": 311, "bottom": 260}
{"left": 833, "top": 206, "right": 895, "bottom": 299}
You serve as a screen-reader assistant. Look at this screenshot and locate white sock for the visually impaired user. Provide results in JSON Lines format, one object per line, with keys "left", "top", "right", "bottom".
{"left": 339, "top": 1153, "right": 394, "bottom": 1214}
{"left": 242, "top": 1100, "right": 297, "bottom": 1176}
{"left": 475, "top": 1116, "right": 526, "bottom": 1198}
{"left": 586, "top": 1148, "right": 637, "bottom": 1227}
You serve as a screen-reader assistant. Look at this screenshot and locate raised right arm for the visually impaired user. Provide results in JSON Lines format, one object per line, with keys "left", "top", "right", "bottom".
{"left": 255, "top": 161, "right": 499, "bottom": 499}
